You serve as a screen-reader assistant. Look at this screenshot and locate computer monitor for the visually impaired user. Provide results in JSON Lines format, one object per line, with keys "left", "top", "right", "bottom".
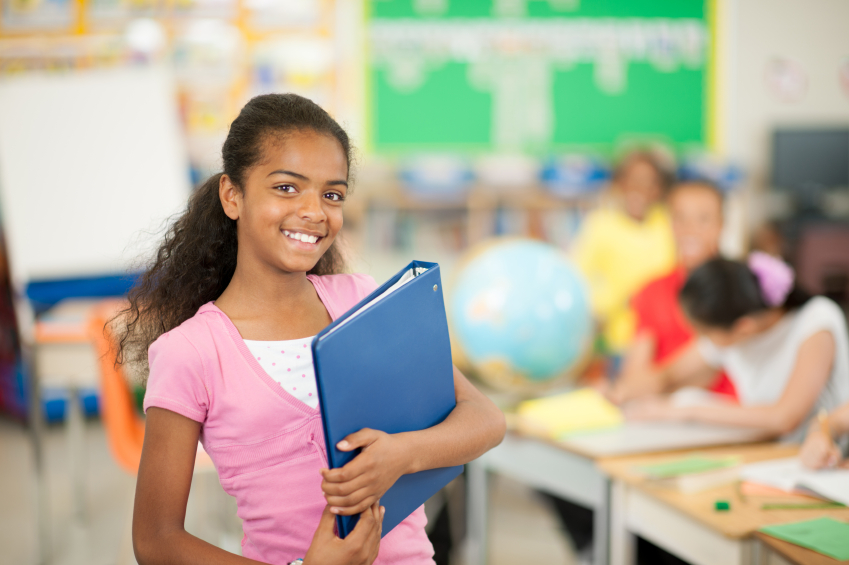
{"left": 771, "top": 128, "right": 849, "bottom": 192}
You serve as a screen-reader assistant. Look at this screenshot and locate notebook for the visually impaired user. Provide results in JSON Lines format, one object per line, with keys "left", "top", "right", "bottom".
{"left": 740, "top": 457, "right": 849, "bottom": 505}
{"left": 516, "top": 388, "right": 623, "bottom": 439}
{"left": 312, "top": 261, "right": 463, "bottom": 538}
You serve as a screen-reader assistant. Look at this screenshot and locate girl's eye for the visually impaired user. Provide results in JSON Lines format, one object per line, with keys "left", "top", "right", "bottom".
{"left": 274, "top": 184, "right": 297, "bottom": 193}
{"left": 324, "top": 192, "right": 345, "bottom": 202}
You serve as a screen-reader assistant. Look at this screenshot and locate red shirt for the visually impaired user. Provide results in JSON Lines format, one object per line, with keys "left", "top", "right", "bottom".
{"left": 631, "top": 267, "right": 737, "bottom": 399}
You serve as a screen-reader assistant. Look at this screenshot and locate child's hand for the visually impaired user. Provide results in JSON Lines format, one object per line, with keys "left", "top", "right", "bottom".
{"left": 304, "top": 502, "right": 384, "bottom": 565}
{"left": 321, "top": 428, "right": 409, "bottom": 516}
{"left": 800, "top": 425, "right": 842, "bottom": 470}
{"left": 623, "top": 396, "right": 682, "bottom": 421}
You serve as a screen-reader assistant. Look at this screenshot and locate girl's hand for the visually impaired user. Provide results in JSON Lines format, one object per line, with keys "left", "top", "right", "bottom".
{"left": 623, "top": 396, "right": 684, "bottom": 421}
{"left": 800, "top": 425, "right": 842, "bottom": 470}
{"left": 321, "top": 428, "right": 409, "bottom": 516}
{"left": 303, "top": 502, "right": 384, "bottom": 565}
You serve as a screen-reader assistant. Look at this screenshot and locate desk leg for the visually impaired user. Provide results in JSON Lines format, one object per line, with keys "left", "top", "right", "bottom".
{"left": 592, "top": 478, "right": 610, "bottom": 565}
{"left": 464, "top": 459, "right": 488, "bottom": 565}
{"left": 609, "top": 481, "right": 635, "bottom": 565}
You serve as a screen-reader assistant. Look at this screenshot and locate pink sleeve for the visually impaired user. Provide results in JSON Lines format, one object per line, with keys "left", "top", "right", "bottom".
{"left": 143, "top": 329, "right": 210, "bottom": 424}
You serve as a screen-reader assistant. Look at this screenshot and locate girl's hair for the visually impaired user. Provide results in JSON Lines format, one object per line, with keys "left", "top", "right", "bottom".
{"left": 612, "top": 149, "right": 676, "bottom": 193}
{"left": 679, "top": 258, "right": 811, "bottom": 329}
{"left": 114, "top": 93, "right": 351, "bottom": 377}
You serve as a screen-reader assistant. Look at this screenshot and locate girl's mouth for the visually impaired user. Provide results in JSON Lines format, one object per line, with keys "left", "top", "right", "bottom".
{"left": 282, "top": 229, "right": 323, "bottom": 246}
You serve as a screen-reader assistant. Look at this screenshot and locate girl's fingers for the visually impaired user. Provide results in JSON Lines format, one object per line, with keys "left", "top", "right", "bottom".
{"left": 322, "top": 472, "right": 371, "bottom": 497}
{"left": 322, "top": 456, "right": 371, "bottom": 484}
{"left": 337, "top": 428, "right": 380, "bottom": 452}
{"left": 329, "top": 490, "right": 376, "bottom": 516}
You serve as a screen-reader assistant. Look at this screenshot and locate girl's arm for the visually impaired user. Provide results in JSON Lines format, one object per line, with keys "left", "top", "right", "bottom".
{"left": 628, "top": 330, "right": 836, "bottom": 437}
{"left": 609, "top": 340, "right": 716, "bottom": 404}
{"left": 320, "top": 366, "right": 506, "bottom": 516}
{"left": 134, "top": 408, "right": 383, "bottom": 565}
{"left": 800, "top": 402, "right": 849, "bottom": 469}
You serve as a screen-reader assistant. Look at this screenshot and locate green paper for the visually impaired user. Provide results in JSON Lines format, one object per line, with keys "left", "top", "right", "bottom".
{"left": 759, "top": 517, "right": 849, "bottom": 561}
{"left": 637, "top": 456, "right": 739, "bottom": 479}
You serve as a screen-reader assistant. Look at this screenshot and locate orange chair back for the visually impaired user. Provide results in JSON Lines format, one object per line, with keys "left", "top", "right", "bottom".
{"left": 89, "top": 300, "right": 145, "bottom": 475}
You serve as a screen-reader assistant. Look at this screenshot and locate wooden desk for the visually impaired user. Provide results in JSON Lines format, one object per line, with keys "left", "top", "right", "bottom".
{"left": 756, "top": 531, "right": 849, "bottom": 565}
{"left": 598, "top": 444, "right": 849, "bottom": 565}
{"left": 465, "top": 423, "right": 769, "bottom": 565}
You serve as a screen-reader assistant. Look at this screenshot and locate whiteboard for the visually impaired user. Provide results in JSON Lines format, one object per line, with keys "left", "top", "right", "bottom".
{"left": 0, "top": 66, "right": 190, "bottom": 284}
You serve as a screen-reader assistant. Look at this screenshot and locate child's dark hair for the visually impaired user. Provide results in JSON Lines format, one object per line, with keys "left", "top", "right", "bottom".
{"left": 114, "top": 93, "right": 351, "bottom": 377}
{"left": 680, "top": 258, "right": 811, "bottom": 329}
{"left": 613, "top": 149, "right": 676, "bottom": 193}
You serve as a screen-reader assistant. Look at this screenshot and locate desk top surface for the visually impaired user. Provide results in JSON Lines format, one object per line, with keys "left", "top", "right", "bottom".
{"left": 756, "top": 532, "right": 849, "bottom": 565}
{"left": 598, "top": 443, "right": 849, "bottom": 539}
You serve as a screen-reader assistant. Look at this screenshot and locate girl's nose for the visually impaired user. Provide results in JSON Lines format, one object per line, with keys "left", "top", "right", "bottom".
{"left": 298, "top": 191, "right": 326, "bottom": 223}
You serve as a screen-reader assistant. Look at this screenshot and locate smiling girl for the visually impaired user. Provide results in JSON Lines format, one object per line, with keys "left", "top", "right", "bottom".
{"left": 118, "top": 94, "right": 505, "bottom": 565}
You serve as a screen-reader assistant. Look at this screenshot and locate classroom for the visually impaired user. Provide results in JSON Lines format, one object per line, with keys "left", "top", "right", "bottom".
{"left": 1, "top": 0, "right": 848, "bottom": 564}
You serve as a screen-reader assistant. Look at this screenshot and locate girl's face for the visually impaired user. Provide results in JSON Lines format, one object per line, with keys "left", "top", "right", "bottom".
{"left": 618, "top": 158, "right": 663, "bottom": 221}
{"left": 691, "top": 315, "right": 761, "bottom": 347}
{"left": 221, "top": 129, "right": 348, "bottom": 275}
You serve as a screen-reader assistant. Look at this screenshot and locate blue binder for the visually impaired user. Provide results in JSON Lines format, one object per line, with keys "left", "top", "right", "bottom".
{"left": 311, "top": 261, "right": 463, "bottom": 538}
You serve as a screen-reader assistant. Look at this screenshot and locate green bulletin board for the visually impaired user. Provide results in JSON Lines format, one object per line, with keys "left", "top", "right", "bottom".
{"left": 367, "top": 0, "right": 713, "bottom": 154}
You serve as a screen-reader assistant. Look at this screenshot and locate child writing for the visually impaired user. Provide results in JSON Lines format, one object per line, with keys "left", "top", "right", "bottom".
{"left": 801, "top": 404, "right": 849, "bottom": 468}
{"left": 572, "top": 150, "right": 676, "bottom": 354}
{"left": 118, "top": 94, "right": 506, "bottom": 565}
{"left": 608, "top": 180, "right": 736, "bottom": 403}
{"left": 623, "top": 254, "right": 849, "bottom": 443}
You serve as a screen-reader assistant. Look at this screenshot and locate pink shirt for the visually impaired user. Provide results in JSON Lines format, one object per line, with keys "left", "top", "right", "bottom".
{"left": 143, "top": 273, "right": 435, "bottom": 564}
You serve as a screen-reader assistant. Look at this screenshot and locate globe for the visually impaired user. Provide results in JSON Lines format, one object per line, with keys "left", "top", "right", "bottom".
{"left": 449, "top": 238, "right": 593, "bottom": 393}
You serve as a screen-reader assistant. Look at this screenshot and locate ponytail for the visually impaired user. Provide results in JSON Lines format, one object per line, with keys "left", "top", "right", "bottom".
{"left": 680, "top": 257, "right": 812, "bottom": 330}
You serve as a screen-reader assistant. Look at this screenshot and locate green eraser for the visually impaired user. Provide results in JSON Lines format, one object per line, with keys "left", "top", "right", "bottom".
{"left": 715, "top": 500, "right": 730, "bottom": 511}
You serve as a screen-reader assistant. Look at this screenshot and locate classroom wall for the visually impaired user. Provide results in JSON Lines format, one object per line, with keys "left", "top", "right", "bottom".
{"left": 727, "top": 0, "right": 849, "bottom": 229}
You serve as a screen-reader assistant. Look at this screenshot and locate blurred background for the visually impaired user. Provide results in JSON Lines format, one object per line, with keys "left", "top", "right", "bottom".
{"left": 0, "top": 0, "right": 848, "bottom": 564}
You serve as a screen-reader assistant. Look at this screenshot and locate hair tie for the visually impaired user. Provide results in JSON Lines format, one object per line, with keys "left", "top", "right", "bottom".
{"left": 747, "top": 251, "right": 795, "bottom": 307}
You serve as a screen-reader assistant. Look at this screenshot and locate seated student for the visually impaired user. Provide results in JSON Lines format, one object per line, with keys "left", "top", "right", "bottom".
{"left": 609, "top": 181, "right": 737, "bottom": 403}
{"left": 801, "top": 402, "right": 849, "bottom": 469}
{"left": 572, "top": 150, "right": 676, "bottom": 355}
{"left": 623, "top": 254, "right": 849, "bottom": 443}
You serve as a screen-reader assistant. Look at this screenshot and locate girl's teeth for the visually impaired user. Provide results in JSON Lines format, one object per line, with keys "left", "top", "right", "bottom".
{"left": 284, "top": 230, "right": 318, "bottom": 244}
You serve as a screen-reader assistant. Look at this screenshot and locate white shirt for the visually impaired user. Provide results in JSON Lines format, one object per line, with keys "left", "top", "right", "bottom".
{"left": 244, "top": 336, "right": 319, "bottom": 409}
{"left": 698, "top": 296, "right": 849, "bottom": 442}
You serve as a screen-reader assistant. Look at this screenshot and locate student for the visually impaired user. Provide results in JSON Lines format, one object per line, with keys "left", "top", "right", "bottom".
{"left": 118, "top": 94, "right": 506, "bottom": 565}
{"left": 609, "top": 181, "right": 736, "bottom": 403}
{"left": 624, "top": 254, "right": 849, "bottom": 443}
{"left": 572, "top": 150, "right": 676, "bottom": 354}
{"left": 800, "top": 403, "right": 849, "bottom": 469}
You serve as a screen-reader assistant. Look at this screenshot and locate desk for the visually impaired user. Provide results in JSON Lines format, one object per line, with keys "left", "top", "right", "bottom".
{"left": 755, "top": 531, "right": 849, "bottom": 565}
{"left": 465, "top": 423, "right": 769, "bottom": 565}
{"left": 599, "top": 444, "right": 849, "bottom": 565}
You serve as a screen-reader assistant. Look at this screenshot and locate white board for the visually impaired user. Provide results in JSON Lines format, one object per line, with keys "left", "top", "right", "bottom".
{"left": 0, "top": 66, "right": 190, "bottom": 283}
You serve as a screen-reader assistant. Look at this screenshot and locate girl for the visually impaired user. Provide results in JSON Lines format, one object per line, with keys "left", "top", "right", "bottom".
{"left": 119, "top": 94, "right": 506, "bottom": 565}
{"left": 572, "top": 150, "right": 676, "bottom": 354}
{"left": 622, "top": 253, "right": 849, "bottom": 442}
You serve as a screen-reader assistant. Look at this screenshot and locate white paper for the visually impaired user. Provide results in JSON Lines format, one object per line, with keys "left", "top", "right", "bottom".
{"left": 740, "top": 457, "right": 849, "bottom": 504}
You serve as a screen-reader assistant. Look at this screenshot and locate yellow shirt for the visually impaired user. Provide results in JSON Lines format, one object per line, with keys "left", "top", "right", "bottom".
{"left": 572, "top": 205, "right": 675, "bottom": 352}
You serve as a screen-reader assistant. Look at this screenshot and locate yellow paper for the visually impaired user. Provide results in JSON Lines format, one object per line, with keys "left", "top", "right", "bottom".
{"left": 517, "top": 388, "right": 623, "bottom": 439}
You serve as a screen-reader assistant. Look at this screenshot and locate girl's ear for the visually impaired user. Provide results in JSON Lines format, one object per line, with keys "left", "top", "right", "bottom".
{"left": 733, "top": 316, "right": 758, "bottom": 337}
{"left": 220, "top": 174, "right": 241, "bottom": 220}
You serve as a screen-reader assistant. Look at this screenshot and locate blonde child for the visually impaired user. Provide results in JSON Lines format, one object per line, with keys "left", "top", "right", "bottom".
{"left": 610, "top": 181, "right": 736, "bottom": 403}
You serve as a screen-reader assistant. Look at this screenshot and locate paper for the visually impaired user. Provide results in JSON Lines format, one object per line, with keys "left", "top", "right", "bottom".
{"left": 322, "top": 266, "right": 428, "bottom": 337}
{"left": 759, "top": 517, "right": 849, "bottom": 561}
{"left": 740, "top": 457, "right": 849, "bottom": 505}
{"left": 637, "top": 456, "right": 739, "bottom": 479}
{"left": 517, "top": 388, "right": 623, "bottom": 439}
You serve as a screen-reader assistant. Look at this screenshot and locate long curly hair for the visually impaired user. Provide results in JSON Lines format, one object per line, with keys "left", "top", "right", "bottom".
{"left": 114, "top": 94, "right": 352, "bottom": 380}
